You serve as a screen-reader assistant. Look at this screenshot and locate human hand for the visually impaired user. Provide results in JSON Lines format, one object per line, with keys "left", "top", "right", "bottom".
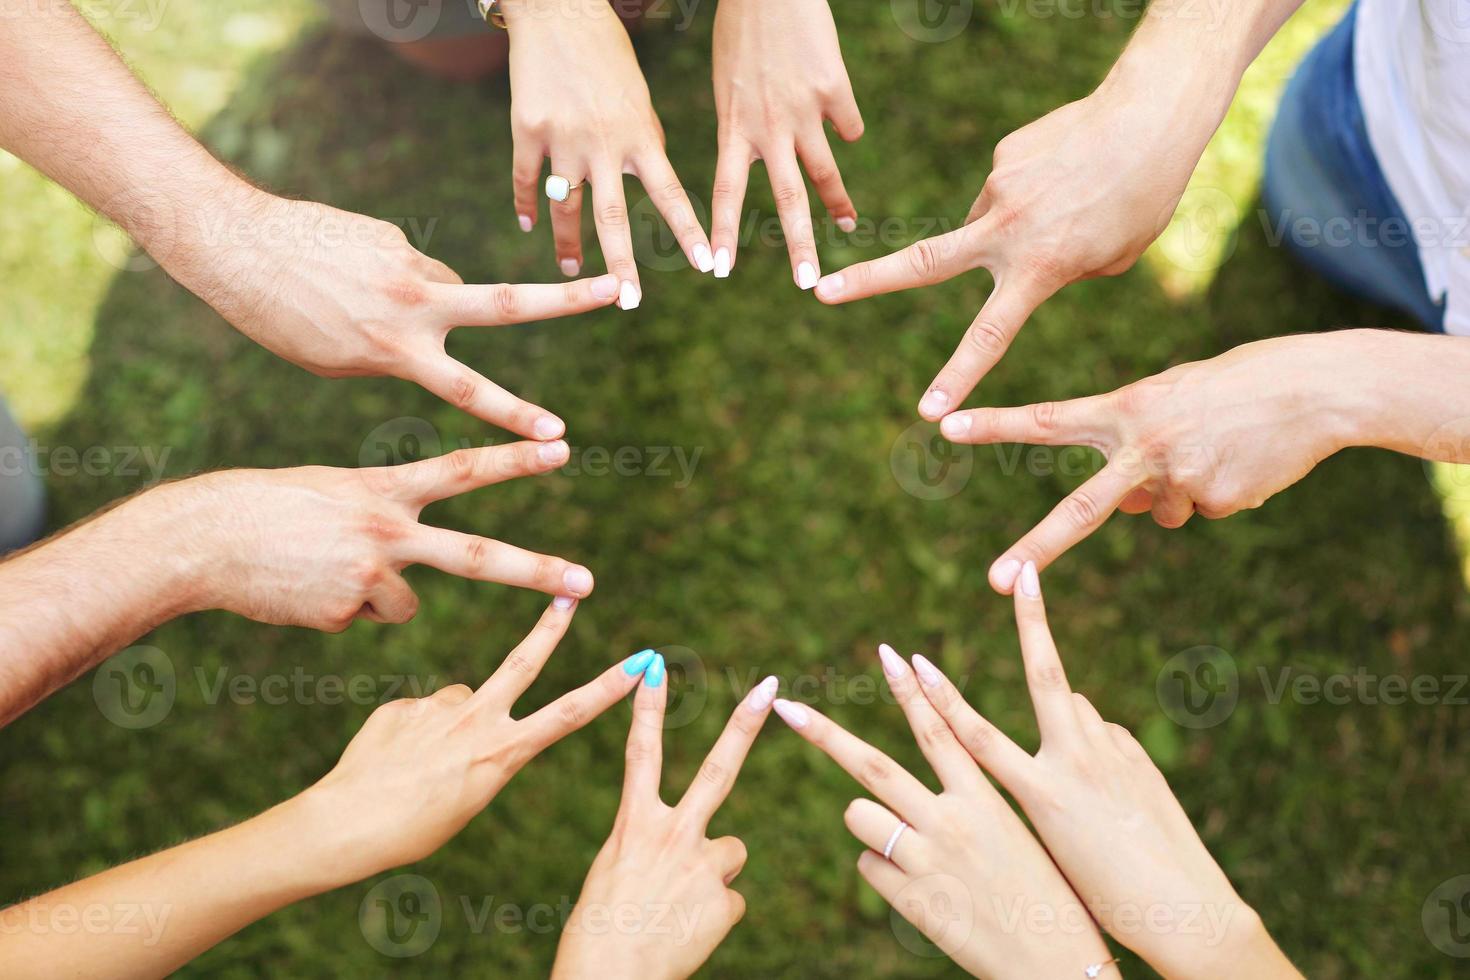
{"left": 812, "top": 82, "right": 1209, "bottom": 416}
{"left": 151, "top": 440, "right": 593, "bottom": 631}
{"left": 771, "top": 660, "right": 1115, "bottom": 977}
{"left": 710, "top": 0, "right": 863, "bottom": 285}
{"left": 553, "top": 667, "right": 779, "bottom": 979}
{"left": 506, "top": 0, "right": 712, "bottom": 305}
{"left": 910, "top": 563, "right": 1300, "bottom": 978}
{"left": 302, "top": 600, "right": 653, "bottom": 882}
{"left": 173, "top": 192, "right": 617, "bottom": 440}
{"left": 938, "top": 333, "right": 1362, "bottom": 592}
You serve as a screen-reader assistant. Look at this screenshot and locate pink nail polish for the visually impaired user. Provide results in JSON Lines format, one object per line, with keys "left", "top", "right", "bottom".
{"left": 912, "top": 654, "right": 943, "bottom": 688}
{"left": 1019, "top": 561, "right": 1041, "bottom": 598}
{"left": 773, "top": 698, "right": 809, "bottom": 729}
{"left": 517, "top": 215, "right": 533, "bottom": 233}
{"left": 553, "top": 596, "right": 575, "bottom": 610}
{"left": 747, "top": 676, "right": 779, "bottom": 712}
{"left": 877, "top": 643, "right": 907, "bottom": 678}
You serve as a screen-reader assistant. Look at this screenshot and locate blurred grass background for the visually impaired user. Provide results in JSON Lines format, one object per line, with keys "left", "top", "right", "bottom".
{"left": 3, "top": 1, "right": 1470, "bottom": 976}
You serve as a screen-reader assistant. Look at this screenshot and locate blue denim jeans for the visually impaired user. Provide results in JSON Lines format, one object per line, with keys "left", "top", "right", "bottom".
{"left": 0, "top": 398, "right": 45, "bottom": 554}
{"left": 1262, "top": 3, "right": 1446, "bottom": 331}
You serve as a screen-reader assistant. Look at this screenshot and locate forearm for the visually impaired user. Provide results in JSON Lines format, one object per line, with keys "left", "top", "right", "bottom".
{"left": 0, "top": 485, "right": 208, "bottom": 727}
{"left": 0, "top": 790, "right": 350, "bottom": 979}
{"left": 1321, "top": 329, "right": 1470, "bottom": 459}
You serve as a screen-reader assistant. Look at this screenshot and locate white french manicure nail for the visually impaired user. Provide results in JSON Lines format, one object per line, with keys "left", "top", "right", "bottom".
{"left": 837, "top": 216, "right": 857, "bottom": 233}
{"left": 877, "top": 643, "right": 908, "bottom": 678}
{"left": 713, "top": 247, "right": 731, "bottom": 279}
{"left": 747, "top": 676, "right": 779, "bottom": 712}
{"left": 773, "top": 698, "right": 809, "bottom": 729}
{"left": 518, "top": 214, "right": 533, "bottom": 233}
{"left": 912, "top": 654, "right": 943, "bottom": 688}
{"left": 1019, "top": 561, "right": 1041, "bottom": 598}
{"left": 797, "top": 262, "right": 819, "bottom": 290}
{"left": 693, "top": 243, "right": 714, "bottom": 273}
{"left": 618, "top": 281, "right": 641, "bottom": 311}
{"left": 560, "top": 258, "right": 581, "bottom": 277}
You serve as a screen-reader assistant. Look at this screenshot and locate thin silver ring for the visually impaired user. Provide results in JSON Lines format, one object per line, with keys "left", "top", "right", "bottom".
{"left": 881, "top": 820, "right": 909, "bottom": 861}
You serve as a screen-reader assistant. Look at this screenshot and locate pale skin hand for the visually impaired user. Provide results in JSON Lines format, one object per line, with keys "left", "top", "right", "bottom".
{"left": 711, "top": 0, "right": 864, "bottom": 286}
{"left": 0, "top": 441, "right": 592, "bottom": 726}
{"left": 909, "top": 563, "right": 1302, "bottom": 979}
{"left": 0, "top": 2, "right": 613, "bottom": 439}
{"left": 506, "top": 0, "right": 713, "bottom": 304}
{"left": 553, "top": 668, "right": 778, "bottom": 980}
{"left": 771, "top": 676, "right": 1115, "bottom": 977}
{"left": 810, "top": 0, "right": 1305, "bottom": 416}
{"left": 938, "top": 329, "right": 1470, "bottom": 592}
{"left": 0, "top": 602, "right": 649, "bottom": 978}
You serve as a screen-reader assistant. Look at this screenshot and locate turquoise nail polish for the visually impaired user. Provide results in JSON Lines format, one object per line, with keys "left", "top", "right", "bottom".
{"left": 623, "top": 649, "right": 656, "bottom": 676}
{"left": 644, "top": 653, "right": 666, "bottom": 688}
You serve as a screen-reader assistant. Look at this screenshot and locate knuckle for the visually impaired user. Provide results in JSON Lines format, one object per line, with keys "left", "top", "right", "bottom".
{"left": 491, "top": 284, "right": 521, "bottom": 319}
{"left": 1030, "top": 401, "right": 1061, "bottom": 432}
{"left": 697, "top": 759, "right": 730, "bottom": 789}
{"left": 961, "top": 719, "right": 996, "bottom": 756}
{"left": 382, "top": 278, "right": 429, "bottom": 308}
{"left": 964, "top": 319, "right": 1010, "bottom": 356}
{"left": 502, "top": 652, "right": 538, "bottom": 678}
{"left": 1060, "top": 489, "right": 1104, "bottom": 530}
{"left": 921, "top": 720, "right": 957, "bottom": 747}
{"left": 1031, "top": 665, "right": 1069, "bottom": 692}
{"left": 463, "top": 536, "right": 490, "bottom": 572}
{"left": 534, "top": 554, "right": 562, "bottom": 586}
{"left": 449, "top": 373, "right": 479, "bottom": 411}
{"left": 806, "top": 162, "right": 839, "bottom": 187}
{"left": 348, "top": 558, "right": 384, "bottom": 591}
{"left": 772, "top": 185, "right": 806, "bottom": 211}
{"left": 557, "top": 697, "right": 586, "bottom": 730}
{"left": 598, "top": 201, "right": 629, "bottom": 226}
{"left": 858, "top": 756, "right": 893, "bottom": 789}
{"left": 905, "top": 239, "right": 941, "bottom": 281}
{"left": 446, "top": 448, "right": 480, "bottom": 484}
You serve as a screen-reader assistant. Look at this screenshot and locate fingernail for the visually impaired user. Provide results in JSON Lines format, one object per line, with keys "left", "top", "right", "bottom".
{"left": 877, "top": 642, "right": 908, "bottom": 678}
{"left": 618, "top": 281, "right": 641, "bottom": 311}
{"left": 940, "top": 414, "right": 972, "bottom": 438}
{"left": 693, "top": 243, "right": 714, "bottom": 273}
{"left": 991, "top": 558, "right": 1022, "bottom": 591}
{"left": 563, "top": 566, "right": 594, "bottom": 595}
{"left": 836, "top": 216, "right": 857, "bottom": 233}
{"left": 518, "top": 214, "right": 533, "bottom": 233}
{"left": 553, "top": 595, "right": 575, "bottom": 610}
{"left": 796, "top": 261, "right": 819, "bottom": 290}
{"left": 912, "top": 654, "right": 943, "bottom": 688}
{"left": 773, "top": 698, "right": 809, "bottom": 729}
{"left": 534, "top": 416, "right": 565, "bottom": 440}
{"left": 644, "top": 653, "right": 666, "bottom": 688}
{"left": 1019, "top": 560, "right": 1041, "bottom": 598}
{"left": 537, "top": 439, "right": 569, "bottom": 464}
{"left": 747, "top": 675, "right": 778, "bottom": 712}
{"left": 591, "top": 274, "right": 618, "bottom": 300}
{"left": 919, "top": 388, "right": 950, "bottom": 418}
{"left": 815, "top": 273, "right": 845, "bottom": 301}
{"left": 560, "top": 257, "right": 581, "bottom": 278}
{"left": 623, "top": 649, "right": 656, "bottom": 676}
{"left": 713, "top": 247, "right": 732, "bottom": 279}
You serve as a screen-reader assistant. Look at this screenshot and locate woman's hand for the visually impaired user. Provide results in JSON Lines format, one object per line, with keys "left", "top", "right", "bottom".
{"left": 151, "top": 440, "right": 594, "bottom": 630}
{"left": 771, "top": 662, "right": 1114, "bottom": 976}
{"left": 175, "top": 193, "right": 617, "bottom": 440}
{"left": 908, "top": 563, "right": 1301, "bottom": 979}
{"left": 505, "top": 0, "right": 712, "bottom": 306}
{"left": 553, "top": 666, "right": 779, "bottom": 979}
{"left": 937, "top": 332, "right": 1374, "bottom": 592}
{"left": 711, "top": 0, "right": 863, "bottom": 286}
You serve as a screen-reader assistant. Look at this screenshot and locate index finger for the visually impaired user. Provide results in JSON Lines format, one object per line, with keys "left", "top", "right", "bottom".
{"left": 677, "top": 676, "right": 779, "bottom": 830}
{"left": 474, "top": 597, "right": 579, "bottom": 708}
{"left": 813, "top": 224, "right": 981, "bottom": 304}
{"left": 988, "top": 462, "right": 1138, "bottom": 593}
{"left": 771, "top": 698, "right": 934, "bottom": 822}
{"left": 429, "top": 276, "right": 619, "bottom": 327}
{"left": 1011, "top": 562, "right": 1080, "bottom": 746}
{"left": 621, "top": 653, "right": 668, "bottom": 808}
{"left": 589, "top": 166, "right": 642, "bottom": 308}
{"left": 938, "top": 396, "right": 1115, "bottom": 449}
{"left": 918, "top": 276, "right": 1050, "bottom": 419}
{"left": 391, "top": 441, "right": 570, "bottom": 508}
{"left": 516, "top": 652, "right": 650, "bottom": 755}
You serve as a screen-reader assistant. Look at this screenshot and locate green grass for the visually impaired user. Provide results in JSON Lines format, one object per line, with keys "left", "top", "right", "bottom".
{"left": 3, "top": 3, "right": 1470, "bottom": 977}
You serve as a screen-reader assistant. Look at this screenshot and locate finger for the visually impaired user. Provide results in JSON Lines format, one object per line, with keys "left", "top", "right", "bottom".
{"left": 1151, "top": 484, "right": 1196, "bottom": 530}
{"left": 677, "top": 675, "right": 779, "bottom": 829}
{"left": 797, "top": 131, "right": 856, "bottom": 232}
{"left": 1012, "top": 562, "right": 1080, "bottom": 746}
{"left": 709, "top": 136, "right": 752, "bottom": 278}
{"left": 918, "top": 276, "right": 1051, "bottom": 420}
{"left": 589, "top": 165, "right": 642, "bottom": 308}
{"left": 362, "top": 572, "right": 420, "bottom": 625}
{"left": 1071, "top": 692, "right": 1108, "bottom": 738}
{"left": 1119, "top": 487, "right": 1153, "bottom": 515}
{"left": 874, "top": 645, "right": 981, "bottom": 792}
{"left": 709, "top": 836, "right": 749, "bottom": 883}
{"left": 844, "top": 799, "right": 918, "bottom": 872}
{"left": 855, "top": 849, "right": 908, "bottom": 907}
{"left": 988, "top": 463, "right": 1139, "bottom": 593}
{"left": 392, "top": 441, "right": 571, "bottom": 508}
{"left": 512, "top": 136, "right": 544, "bottom": 233}
{"left": 635, "top": 150, "right": 713, "bottom": 274}
{"left": 764, "top": 150, "right": 820, "bottom": 290}
{"left": 937, "top": 397, "right": 1114, "bottom": 448}
{"left": 824, "top": 85, "right": 865, "bottom": 143}
{"left": 406, "top": 351, "right": 564, "bottom": 440}
{"left": 429, "top": 276, "right": 620, "bottom": 328}
{"left": 550, "top": 180, "right": 586, "bottom": 278}
{"left": 813, "top": 224, "right": 979, "bottom": 305}
{"left": 908, "top": 654, "right": 1034, "bottom": 794}
{"left": 771, "top": 699, "right": 933, "bottom": 820}
{"left": 399, "top": 526, "right": 595, "bottom": 598}
{"left": 417, "top": 254, "right": 464, "bottom": 285}
{"left": 516, "top": 652, "right": 648, "bottom": 756}
{"left": 725, "top": 888, "right": 747, "bottom": 926}
{"left": 621, "top": 652, "right": 668, "bottom": 808}
{"left": 475, "top": 597, "right": 579, "bottom": 707}
{"left": 430, "top": 683, "right": 474, "bottom": 706}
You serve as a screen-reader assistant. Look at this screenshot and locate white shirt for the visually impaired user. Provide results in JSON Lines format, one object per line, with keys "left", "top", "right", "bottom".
{"left": 1355, "top": 0, "right": 1470, "bottom": 335}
